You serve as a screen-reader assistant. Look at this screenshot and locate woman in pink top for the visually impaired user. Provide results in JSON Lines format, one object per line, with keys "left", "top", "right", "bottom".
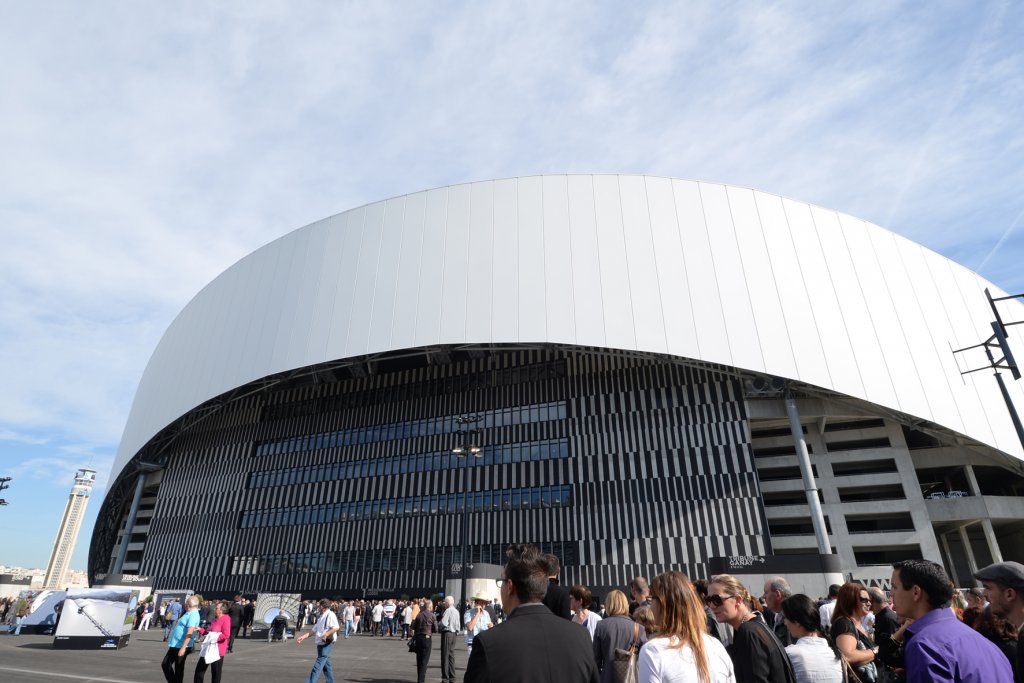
{"left": 195, "top": 601, "right": 231, "bottom": 683}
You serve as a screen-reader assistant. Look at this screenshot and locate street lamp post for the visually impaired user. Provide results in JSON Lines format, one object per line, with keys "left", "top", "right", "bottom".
{"left": 452, "top": 415, "right": 483, "bottom": 619}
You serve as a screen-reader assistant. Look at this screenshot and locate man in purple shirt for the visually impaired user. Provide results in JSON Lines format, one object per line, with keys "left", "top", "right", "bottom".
{"left": 891, "top": 559, "right": 1012, "bottom": 682}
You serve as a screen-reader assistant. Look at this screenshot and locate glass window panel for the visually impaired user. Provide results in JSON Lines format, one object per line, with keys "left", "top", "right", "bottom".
{"left": 531, "top": 489, "right": 542, "bottom": 508}
{"left": 502, "top": 491, "right": 512, "bottom": 510}
{"left": 541, "top": 488, "right": 552, "bottom": 507}
{"left": 512, "top": 490, "right": 522, "bottom": 509}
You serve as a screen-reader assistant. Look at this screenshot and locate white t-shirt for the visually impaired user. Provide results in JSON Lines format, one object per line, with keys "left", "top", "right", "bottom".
{"left": 785, "top": 636, "right": 842, "bottom": 683}
{"left": 638, "top": 633, "right": 735, "bottom": 682}
{"left": 313, "top": 608, "right": 340, "bottom": 644}
{"left": 575, "top": 610, "right": 603, "bottom": 640}
{"left": 372, "top": 603, "right": 384, "bottom": 622}
{"left": 818, "top": 600, "right": 836, "bottom": 632}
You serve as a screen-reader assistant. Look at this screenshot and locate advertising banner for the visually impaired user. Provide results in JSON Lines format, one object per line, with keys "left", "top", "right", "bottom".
{"left": 53, "top": 588, "right": 139, "bottom": 649}
{"left": 93, "top": 573, "right": 153, "bottom": 597}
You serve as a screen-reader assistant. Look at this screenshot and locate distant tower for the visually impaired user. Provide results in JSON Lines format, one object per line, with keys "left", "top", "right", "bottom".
{"left": 43, "top": 468, "right": 96, "bottom": 590}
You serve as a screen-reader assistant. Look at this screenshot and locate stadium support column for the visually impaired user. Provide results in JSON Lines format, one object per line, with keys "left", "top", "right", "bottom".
{"left": 113, "top": 473, "right": 146, "bottom": 574}
{"left": 964, "top": 464, "right": 1004, "bottom": 563}
{"left": 786, "top": 396, "right": 831, "bottom": 555}
{"left": 958, "top": 524, "right": 980, "bottom": 582}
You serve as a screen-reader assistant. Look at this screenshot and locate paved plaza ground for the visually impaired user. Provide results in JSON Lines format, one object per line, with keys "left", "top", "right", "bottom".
{"left": 0, "top": 627, "right": 463, "bottom": 682}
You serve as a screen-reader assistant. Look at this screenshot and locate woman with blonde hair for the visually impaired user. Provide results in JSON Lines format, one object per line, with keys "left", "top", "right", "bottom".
{"left": 638, "top": 571, "right": 734, "bottom": 682}
{"left": 707, "top": 574, "right": 794, "bottom": 683}
{"left": 594, "top": 589, "right": 647, "bottom": 683}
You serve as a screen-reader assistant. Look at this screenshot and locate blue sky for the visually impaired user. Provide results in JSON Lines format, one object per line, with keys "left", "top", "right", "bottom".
{"left": 1, "top": 1, "right": 1022, "bottom": 571}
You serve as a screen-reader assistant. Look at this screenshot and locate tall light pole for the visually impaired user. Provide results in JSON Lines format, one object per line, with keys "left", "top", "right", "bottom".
{"left": 452, "top": 415, "right": 483, "bottom": 617}
{"left": 0, "top": 477, "right": 10, "bottom": 507}
{"left": 952, "top": 288, "right": 1024, "bottom": 452}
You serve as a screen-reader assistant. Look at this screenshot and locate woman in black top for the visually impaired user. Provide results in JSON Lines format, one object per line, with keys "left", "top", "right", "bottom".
{"left": 707, "top": 574, "right": 794, "bottom": 683}
{"left": 411, "top": 598, "right": 438, "bottom": 683}
{"left": 829, "top": 582, "right": 877, "bottom": 682}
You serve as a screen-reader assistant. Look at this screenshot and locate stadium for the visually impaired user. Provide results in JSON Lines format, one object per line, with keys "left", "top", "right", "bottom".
{"left": 89, "top": 175, "right": 1024, "bottom": 598}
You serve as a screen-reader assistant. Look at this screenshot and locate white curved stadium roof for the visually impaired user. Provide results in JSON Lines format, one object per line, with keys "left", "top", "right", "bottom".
{"left": 111, "top": 175, "right": 1024, "bottom": 484}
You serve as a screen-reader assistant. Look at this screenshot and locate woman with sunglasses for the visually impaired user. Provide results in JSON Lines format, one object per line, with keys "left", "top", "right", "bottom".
{"left": 780, "top": 594, "right": 842, "bottom": 683}
{"left": 829, "top": 582, "right": 877, "bottom": 682}
{"left": 638, "top": 571, "right": 734, "bottom": 682}
{"left": 707, "top": 574, "right": 794, "bottom": 683}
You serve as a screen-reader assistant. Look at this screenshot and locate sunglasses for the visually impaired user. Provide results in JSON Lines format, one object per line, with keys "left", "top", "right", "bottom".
{"left": 705, "top": 594, "right": 736, "bottom": 607}
{"left": 859, "top": 598, "right": 872, "bottom": 605}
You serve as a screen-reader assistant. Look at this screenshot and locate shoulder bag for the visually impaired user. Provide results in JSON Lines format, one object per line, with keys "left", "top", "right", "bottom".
{"left": 612, "top": 622, "right": 641, "bottom": 683}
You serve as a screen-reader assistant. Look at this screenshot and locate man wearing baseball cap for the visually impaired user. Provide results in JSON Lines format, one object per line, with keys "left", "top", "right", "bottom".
{"left": 975, "top": 561, "right": 1024, "bottom": 682}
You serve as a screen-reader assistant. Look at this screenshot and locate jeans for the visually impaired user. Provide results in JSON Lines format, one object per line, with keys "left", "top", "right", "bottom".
{"left": 14, "top": 616, "right": 23, "bottom": 636}
{"left": 306, "top": 641, "right": 335, "bottom": 683}
{"left": 344, "top": 619, "right": 354, "bottom": 638}
{"left": 164, "top": 619, "right": 176, "bottom": 641}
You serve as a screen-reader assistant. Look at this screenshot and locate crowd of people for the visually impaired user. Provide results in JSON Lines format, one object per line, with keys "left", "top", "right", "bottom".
{"left": 7, "top": 551, "right": 1024, "bottom": 683}
{"left": 281, "top": 550, "right": 1024, "bottom": 683}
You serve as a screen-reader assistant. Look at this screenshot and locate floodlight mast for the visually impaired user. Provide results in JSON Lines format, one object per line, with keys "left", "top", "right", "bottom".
{"left": 952, "top": 289, "right": 1024, "bottom": 452}
{"left": 987, "top": 288, "right": 1023, "bottom": 381}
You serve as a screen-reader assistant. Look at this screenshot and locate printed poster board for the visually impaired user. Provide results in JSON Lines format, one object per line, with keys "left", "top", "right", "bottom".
{"left": 19, "top": 590, "right": 66, "bottom": 635}
{"left": 53, "top": 588, "right": 139, "bottom": 649}
{"left": 251, "top": 593, "right": 300, "bottom": 640}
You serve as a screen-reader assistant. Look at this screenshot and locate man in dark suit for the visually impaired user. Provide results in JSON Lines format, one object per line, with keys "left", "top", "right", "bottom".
{"left": 761, "top": 575, "right": 794, "bottom": 646}
{"left": 227, "top": 594, "right": 243, "bottom": 653}
{"left": 242, "top": 597, "right": 255, "bottom": 637}
{"left": 464, "top": 544, "right": 598, "bottom": 683}
{"left": 540, "top": 553, "right": 572, "bottom": 619}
